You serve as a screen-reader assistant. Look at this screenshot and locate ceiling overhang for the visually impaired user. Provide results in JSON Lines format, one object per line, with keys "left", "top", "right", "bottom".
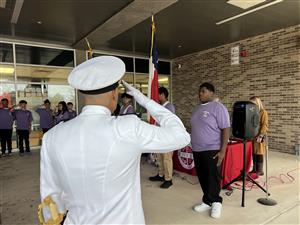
{"left": 73, "top": 0, "right": 178, "bottom": 50}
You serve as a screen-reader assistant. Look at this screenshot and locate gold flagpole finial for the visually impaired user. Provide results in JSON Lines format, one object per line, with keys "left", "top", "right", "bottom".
{"left": 85, "top": 38, "right": 93, "bottom": 59}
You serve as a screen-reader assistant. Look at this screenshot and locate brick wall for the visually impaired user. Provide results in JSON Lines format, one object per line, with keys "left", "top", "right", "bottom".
{"left": 172, "top": 25, "right": 300, "bottom": 154}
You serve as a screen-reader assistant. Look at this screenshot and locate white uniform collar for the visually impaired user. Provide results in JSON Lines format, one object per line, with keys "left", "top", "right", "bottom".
{"left": 162, "top": 101, "right": 170, "bottom": 107}
{"left": 81, "top": 105, "right": 111, "bottom": 116}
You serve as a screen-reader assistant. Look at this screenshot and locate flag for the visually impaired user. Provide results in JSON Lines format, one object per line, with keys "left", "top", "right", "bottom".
{"left": 148, "top": 15, "right": 159, "bottom": 124}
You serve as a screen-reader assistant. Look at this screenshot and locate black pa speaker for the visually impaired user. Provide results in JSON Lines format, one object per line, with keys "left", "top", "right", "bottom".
{"left": 232, "top": 101, "right": 259, "bottom": 139}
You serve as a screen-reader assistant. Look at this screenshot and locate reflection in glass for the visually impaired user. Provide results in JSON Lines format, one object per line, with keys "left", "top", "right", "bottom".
{"left": 16, "top": 45, "right": 74, "bottom": 67}
{"left": 0, "top": 64, "right": 15, "bottom": 82}
{"left": 0, "top": 43, "right": 13, "bottom": 63}
{"left": 158, "top": 61, "right": 171, "bottom": 75}
{"left": 16, "top": 65, "right": 72, "bottom": 84}
{"left": 135, "top": 58, "right": 149, "bottom": 73}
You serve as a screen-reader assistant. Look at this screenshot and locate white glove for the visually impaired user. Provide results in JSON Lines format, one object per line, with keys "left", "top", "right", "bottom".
{"left": 121, "top": 80, "right": 150, "bottom": 107}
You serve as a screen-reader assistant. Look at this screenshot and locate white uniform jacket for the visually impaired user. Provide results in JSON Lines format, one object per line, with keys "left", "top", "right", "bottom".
{"left": 40, "top": 100, "right": 190, "bottom": 225}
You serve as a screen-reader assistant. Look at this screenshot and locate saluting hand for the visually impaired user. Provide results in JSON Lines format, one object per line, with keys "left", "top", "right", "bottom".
{"left": 122, "top": 80, "right": 150, "bottom": 107}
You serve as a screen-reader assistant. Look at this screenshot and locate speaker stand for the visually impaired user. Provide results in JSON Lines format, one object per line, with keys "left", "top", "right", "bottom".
{"left": 222, "top": 139, "right": 269, "bottom": 207}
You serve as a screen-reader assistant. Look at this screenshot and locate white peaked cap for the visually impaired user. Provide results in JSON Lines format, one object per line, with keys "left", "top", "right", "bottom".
{"left": 68, "top": 56, "right": 125, "bottom": 91}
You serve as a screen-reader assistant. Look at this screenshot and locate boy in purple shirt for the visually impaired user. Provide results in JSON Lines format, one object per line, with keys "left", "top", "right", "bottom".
{"left": 119, "top": 93, "right": 135, "bottom": 115}
{"left": 54, "top": 101, "right": 70, "bottom": 124}
{"left": 0, "top": 98, "right": 14, "bottom": 156}
{"left": 35, "top": 99, "right": 54, "bottom": 133}
{"left": 14, "top": 100, "right": 33, "bottom": 155}
{"left": 190, "top": 83, "right": 230, "bottom": 219}
{"left": 149, "top": 87, "right": 176, "bottom": 189}
{"left": 67, "top": 102, "right": 77, "bottom": 119}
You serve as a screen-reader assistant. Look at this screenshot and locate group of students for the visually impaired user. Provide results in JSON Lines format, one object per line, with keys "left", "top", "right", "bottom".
{"left": 0, "top": 98, "right": 76, "bottom": 157}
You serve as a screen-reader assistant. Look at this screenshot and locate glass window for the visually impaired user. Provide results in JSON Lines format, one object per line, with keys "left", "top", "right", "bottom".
{"left": 47, "top": 84, "right": 76, "bottom": 108}
{"left": 158, "top": 61, "right": 171, "bottom": 75}
{"left": 0, "top": 83, "right": 16, "bottom": 107}
{"left": 16, "top": 83, "right": 76, "bottom": 147}
{"left": 118, "top": 73, "right": 134, "bottom": 92}
{"left": 93, "top": 53, "right": 134, "bottom": 72}
{"left": 0, "top": 64, "right": 15, "bottom": 82}
{"left": 158, "top": 75, "right": 170, "bottom": 89}
{"left": 16, "top": 65, "right": 72, "bottom": 84}
{"left": 0, "top": 42, "right": 13, "bottom": 63}
{"left": 16, "top": 45, "right": 74, "bottom": 67}
{"left": 135, "top": 58, "right": 149, "bottom": 73}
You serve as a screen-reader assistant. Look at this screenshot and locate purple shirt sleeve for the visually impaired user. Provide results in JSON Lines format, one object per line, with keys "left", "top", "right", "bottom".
{"left": 126, "top": 105, "right": 135, "bottom": 114}
{"left": 216, "top": 103, "right": 230, "bottom": 129}
{"left": 29, "top": 111, "right": 33, "bottom": 122}
{"left": 165, "top": 103, "right": 175, "bottom": 114}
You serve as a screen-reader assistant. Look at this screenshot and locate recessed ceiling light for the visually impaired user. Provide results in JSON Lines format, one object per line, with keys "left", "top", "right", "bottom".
{"left": 178, "top": 45, "right": 182, "bottom": 48}
{"left": 216, "top": 0, "right": 283, "bottom": 25}
{"left": 37, "top": 21, "right": 42, "bottom": 25}
{"left": 227, "top": 0, "right": 266, "bottom": 9}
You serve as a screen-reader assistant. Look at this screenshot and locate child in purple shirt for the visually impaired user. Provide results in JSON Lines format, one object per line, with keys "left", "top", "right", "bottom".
{"left": 149, "top": 87, "right": 176, "bottom": 189}
{"left": 119, "top": 93, "right": 135, "bottom": 115}
{"left": 0, "top": 98, "right": 14, "bottom": 156}
{"left": 67, "top": 102, "right": 77, "bottom": 119}
{"left": 14, "top": 100, "right": 33, "bottom": 155}
{"left": 55, "top": 101, "right": 70, "bottom": 124}
{"left": 35, "top": 99, "right": 54, "bottom": 134}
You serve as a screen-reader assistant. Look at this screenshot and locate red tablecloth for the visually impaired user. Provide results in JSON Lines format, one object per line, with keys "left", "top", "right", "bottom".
{"left": 172, "top": 141, "right": 253, "bottom": 187}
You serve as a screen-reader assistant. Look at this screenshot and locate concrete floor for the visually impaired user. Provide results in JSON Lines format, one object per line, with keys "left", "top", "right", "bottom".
{"left": 0, "top": 150, "right": 299, "bottom": 225}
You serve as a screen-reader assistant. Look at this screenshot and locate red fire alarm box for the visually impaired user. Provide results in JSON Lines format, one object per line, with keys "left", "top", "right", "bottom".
{"left": 240, "top": 50, "right": 247, "bottom": 57}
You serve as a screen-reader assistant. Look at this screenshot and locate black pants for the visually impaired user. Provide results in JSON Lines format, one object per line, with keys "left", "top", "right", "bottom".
{"left": 17, "top": 130, "right": 30, "bottom": 153}
{"left": 42, "top": 128, "right": 50, "bottom": 134}
{"left": 193, "top": 150, "right": 223, "bottom": 205}
{"left": 0, "top": 129, "right": 13, "bottom": 154}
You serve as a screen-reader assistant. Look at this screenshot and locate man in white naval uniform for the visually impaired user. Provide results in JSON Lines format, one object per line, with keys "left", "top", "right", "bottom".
{"left": 40, "top": 56, "right": 190, "bottom": 225}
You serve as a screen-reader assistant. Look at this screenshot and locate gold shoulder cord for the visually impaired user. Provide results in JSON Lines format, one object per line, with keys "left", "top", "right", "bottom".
{"left": 38, "top": 196, "right": 65, "bottom": 225}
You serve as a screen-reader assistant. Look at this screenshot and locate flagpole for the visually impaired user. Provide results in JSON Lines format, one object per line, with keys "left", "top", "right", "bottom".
{"left": 85, "top": 38, "right": 93, "bottom": 59}
{"left": 147, "top": 14, "right": 159, "bottom": 125}
{"left": 147, "top": 15, "right": 155, "bottom": 123}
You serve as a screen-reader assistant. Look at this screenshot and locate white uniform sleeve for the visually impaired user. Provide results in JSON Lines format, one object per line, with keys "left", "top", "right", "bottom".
{"left": 40, "top": 133, "right": 65, "bottom": 220}
{"left": 135, "top": 100, "right": 190, "bottom": 153}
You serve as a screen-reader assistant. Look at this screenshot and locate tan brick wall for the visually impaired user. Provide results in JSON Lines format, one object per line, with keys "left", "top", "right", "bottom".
{"left": 172, "top": 25, "right": 300, "bottom": 154}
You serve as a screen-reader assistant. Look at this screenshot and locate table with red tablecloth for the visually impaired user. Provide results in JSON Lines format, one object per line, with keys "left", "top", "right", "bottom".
{"left": 172, "top": 141, "right": 253, "bottom": 188}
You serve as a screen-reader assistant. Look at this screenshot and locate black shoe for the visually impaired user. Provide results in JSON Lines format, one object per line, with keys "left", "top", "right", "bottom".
{"left": 160, "top": 180, "right": 173, "bottom": 189}
{"left": 149, "top": 174, "right": 165, "bottom": 182}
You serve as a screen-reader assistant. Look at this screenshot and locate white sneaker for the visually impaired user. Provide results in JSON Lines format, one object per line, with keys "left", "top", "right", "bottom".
{"left": 193, "top": 202, "right": 211, "bottom": 212}
{"left": 211, "top": 202, "right": 222, "bottom": 219}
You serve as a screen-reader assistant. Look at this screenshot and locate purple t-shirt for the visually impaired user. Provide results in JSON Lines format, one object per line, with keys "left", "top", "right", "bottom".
{"left": 14, "top": 109, "right": 33, "bottom": 130}
{"left": 119, "top": 105, "right": 135, "bottom": 115}
{"left": 36, "top": 108, "right": 54, "bottom": 129}
{"left": 68, "top": 110, "right": 77, "bottom": 119}
{"left": 190, "top": 101, "right": 230, "bottom": 151}
{"left": 163, "top": 102, "right": 175, "bottom": 114}
{"left": 0, "top": 108, "right": 14, "bottom": 129}
{"left": 55, "top": 111, "right": 70, "bottom": 124}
